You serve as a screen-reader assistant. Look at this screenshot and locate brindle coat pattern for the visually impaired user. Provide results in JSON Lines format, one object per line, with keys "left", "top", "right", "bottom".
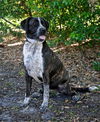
{"left": 21, "top": 17, "right": 70, "bottom": 109}
{"left": 42, "top": 42, "right": 70, "bottom": 89}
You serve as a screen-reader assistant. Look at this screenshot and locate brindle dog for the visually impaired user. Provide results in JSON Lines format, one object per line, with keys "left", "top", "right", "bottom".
{"left": 21, "top": 17, "right": 98, "bottom": 111}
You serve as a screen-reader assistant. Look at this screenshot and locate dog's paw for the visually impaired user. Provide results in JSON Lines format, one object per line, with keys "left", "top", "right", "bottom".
{"left": 40, "top": 106, "right": 47, "bottom": 112}
{"left": 23, "top": 97, "right": 30, "bottom": 105}
{"left": 40, "top": 103, "right": 48, "bottom": 112}
{"left": 72, "top": 95, "right": 80, "bottom": 102}
{"left": 71, "top": 94, "right": 85, "bottom": 103}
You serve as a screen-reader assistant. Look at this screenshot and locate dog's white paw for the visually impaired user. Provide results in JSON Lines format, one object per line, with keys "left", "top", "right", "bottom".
{"left": 23, "top": 97, "right": 30, "bottom": 105}
{"left": 40, "top": 102, "right": 48, "bottom": 112}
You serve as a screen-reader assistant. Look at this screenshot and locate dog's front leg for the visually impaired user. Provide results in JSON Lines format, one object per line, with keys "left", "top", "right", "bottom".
{"left": 23, "top": 72, "right": 32, "bottom": 105}
{"left": 40, "top": 74, "right": 49, "bottom": 111}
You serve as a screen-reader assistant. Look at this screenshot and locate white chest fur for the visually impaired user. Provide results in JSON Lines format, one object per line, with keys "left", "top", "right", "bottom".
{"left": 23, "top": 40, "right": 44, "bottom": 82}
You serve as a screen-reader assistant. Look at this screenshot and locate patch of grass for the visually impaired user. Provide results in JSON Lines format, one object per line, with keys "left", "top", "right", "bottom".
{"left": 47, "top": 39, "right": 59, "bottom": 48}
{"left": 11, "top": 30, "right": 23, "bottom": 38}
{"left": 97, "top": 52, "right": 100, "bottom": 57}
{"left": 50, "top": 90, "right": 57, "bottom": 97}
{"left": 0, "top": 38, "right": 4, "bottom": 42}
{"left": 18, "top": 69, "right": 25, "bottom": 76}
{"left": 5, "top": 82, "right": 13, "bottom": 87}
{"left": 48, "top": 104, "right": 54, "bottom": 109}
{"left": 92, "top": 61, "right": 100, "bottom": 71}
{"left": 11, "top": 106, "right": 19, "bottom": 111}
{"left": 95, "top": 85, "right": 100, "bottom": 91}
{"left": 67, "top": 111, "right": 76, "bottom": 117}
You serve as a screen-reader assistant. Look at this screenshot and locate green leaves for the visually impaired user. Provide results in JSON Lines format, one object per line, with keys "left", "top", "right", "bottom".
{"left": 92, "top": 61, "right": 100, "bottom": 71}
{"left": 0, "top": 0, "right": 99, "bottom": 46}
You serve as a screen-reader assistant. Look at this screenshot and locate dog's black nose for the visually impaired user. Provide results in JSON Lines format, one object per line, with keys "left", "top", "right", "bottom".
{"left": 40, "top": 28, "right": 46, "bottom": 35}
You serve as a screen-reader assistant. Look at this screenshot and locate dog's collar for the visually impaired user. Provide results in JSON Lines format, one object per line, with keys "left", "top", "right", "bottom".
{"left": 26, "top": 37, "right": 37, "bottom": 43}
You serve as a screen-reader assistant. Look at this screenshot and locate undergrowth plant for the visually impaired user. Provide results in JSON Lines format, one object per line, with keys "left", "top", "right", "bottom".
{"left": 92, "top": 61, "right": 100, "bottom": 71}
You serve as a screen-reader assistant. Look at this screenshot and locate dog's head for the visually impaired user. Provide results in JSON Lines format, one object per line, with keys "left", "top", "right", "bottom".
{"left": 21, "top": 17, "right": 49, "bottom": 42}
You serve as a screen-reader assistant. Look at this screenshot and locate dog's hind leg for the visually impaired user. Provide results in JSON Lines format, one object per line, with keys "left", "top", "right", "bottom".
{"left": 24, "top": 72, "right": 32, "bottom": 105}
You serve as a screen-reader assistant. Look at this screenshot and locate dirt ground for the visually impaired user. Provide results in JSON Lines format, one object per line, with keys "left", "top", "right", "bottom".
{"left": 0, "top": 41, "right": 100, "bottom": 122}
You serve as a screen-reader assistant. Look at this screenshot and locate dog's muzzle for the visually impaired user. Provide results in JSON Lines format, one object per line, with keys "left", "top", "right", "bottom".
{"left": 39, "top": 28, "right": 46, "bottom": 35}
{"left": 38, "top": 28, "right": 46, "bottom": 41}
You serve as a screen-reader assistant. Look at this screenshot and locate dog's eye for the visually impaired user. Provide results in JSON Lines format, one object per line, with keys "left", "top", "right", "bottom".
{"left": 29, "top": 19, "right": 38, "bottom": 26}
{"left": 33, "top": 21, "right": 38, "bottom": 26}
{"left": 32, "top": 20, "right": 39, "bottom": 27}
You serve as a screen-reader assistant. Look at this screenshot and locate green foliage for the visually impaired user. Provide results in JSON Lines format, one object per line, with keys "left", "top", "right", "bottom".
{"left": 18, "top": 69, "right": 25, "bottom": 76}
{"left": 0, "top": 21, "right": 11, "bottom": 42}
{"left": 0, "top": 22, "right": 11, "bottom": 34}
{"left": 0, "top": 20, "right": 22, "bottom": 42}
{"left": 0, "top": 0, "right": 100, "bottom": 45}
{"left": 92, "top": 61, "right": 100, "bottom": 71}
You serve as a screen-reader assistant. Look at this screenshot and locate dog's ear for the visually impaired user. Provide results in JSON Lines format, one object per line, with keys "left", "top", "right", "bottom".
{"left": 20, "top": 17, "right": 32, "bottom": 31}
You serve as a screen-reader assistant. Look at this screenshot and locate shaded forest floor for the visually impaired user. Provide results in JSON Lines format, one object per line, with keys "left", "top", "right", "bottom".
{"left": 0, "top": 40, "right": 100, "bottom": 122}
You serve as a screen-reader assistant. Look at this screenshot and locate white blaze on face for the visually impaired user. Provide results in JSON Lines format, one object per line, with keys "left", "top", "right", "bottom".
{"left": 37, "top": 17, "right": 46, "bottom": 40}
{"left": 38, "top": 17, "right": 45, "bottom": 29}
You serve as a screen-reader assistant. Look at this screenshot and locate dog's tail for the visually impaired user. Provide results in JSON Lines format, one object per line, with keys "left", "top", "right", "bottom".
{"left": 71, "top": 85, "right": 100, "bottom": 93}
